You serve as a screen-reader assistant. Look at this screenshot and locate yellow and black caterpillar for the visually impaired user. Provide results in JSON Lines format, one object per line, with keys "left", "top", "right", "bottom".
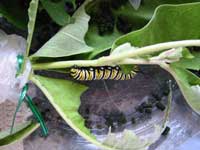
{"left": 70, "top": 66, "right": 138, "bottom": 81}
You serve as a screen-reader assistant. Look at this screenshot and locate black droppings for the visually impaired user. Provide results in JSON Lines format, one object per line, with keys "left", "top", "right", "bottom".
{"left": 116, "top": 16, "right": 133, "bottom": 33}
{"left": 89, "top": 1, "right": 115, "bottom": 36}
{"left": 144, "top": 108, "right": 152, "bottom": 114}
{"left": 131, "top": 117, "right": 136, "bottom": 124}
{"left": 162, "top": 126, "right": 170, "bottom": 136}
{"left": 152, "top": 93, "right": 162, "bottom": 101}
{"left": 117, "top": 113, "right": 127, "bottom": 126}
{"left": 85, "top": 120, "right": 92, "bottom": 128}
{"left": 136, "top": 105, "right": 144, "bottom": 113}
{"left": 141, "top": 102, "right": 153, "bottom": 108}
{"left": 156, "top": 102, "right": 166, "bottom": 111}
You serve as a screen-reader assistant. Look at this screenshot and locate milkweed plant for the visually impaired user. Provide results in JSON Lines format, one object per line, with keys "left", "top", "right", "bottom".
{"left": 0, "top": 0, "right": 200, "bottom": 149}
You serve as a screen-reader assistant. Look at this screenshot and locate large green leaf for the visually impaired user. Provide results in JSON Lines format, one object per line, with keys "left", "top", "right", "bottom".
{"left": 0, "top": 122, "right": 39, "bottom": 146}
{"left": 40, "top": 0, "right": 71, "bottom": 26}
{"left": 29, "top": 73, "right": 174, "bottom": 149}
{"left": 168, "top": 66, "right": 200, "bottom": 114}
{"left": 0, "top": 0, "right": 28, "bottom": 29}
{"left": 30, "top": 75, "right": 113, "bottom": 149}
{"left": 31, "top": 0, "right": 93, "bottom": 58}
{"left": 30, "top": 75, "right": 91, "bottom": 137}
{"left": 113, "top": 2, "right": 200, "bottom": 49}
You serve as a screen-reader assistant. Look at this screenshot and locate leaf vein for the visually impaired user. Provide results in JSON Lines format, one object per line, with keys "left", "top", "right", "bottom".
{"left": 62, "top": 32, "right": 85, "bottom": 44}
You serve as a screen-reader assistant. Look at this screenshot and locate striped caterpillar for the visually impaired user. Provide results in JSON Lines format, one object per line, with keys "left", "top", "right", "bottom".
{"left": 70, "top": 65, "right": 138, "bottom": 81}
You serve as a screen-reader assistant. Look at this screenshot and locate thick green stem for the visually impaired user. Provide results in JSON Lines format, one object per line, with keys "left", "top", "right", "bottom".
{"left": 32, "top": 40, "right": 200, "bottom": 70}
{"left": 32, "top": 60, "right": 99, "bottom": 70}
{"left": 119, "top": 58, "right": 162, "bottom": 65}
{"left": 99, "top": 40, "right": 200, "bottom": 63}
{"left": 31, "top": 58, "right": 157, "bottom": 70}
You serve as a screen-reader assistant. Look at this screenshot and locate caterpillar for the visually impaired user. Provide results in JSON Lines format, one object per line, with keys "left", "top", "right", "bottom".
{"left": 70, "top": 66, "right": 138, "bottom": 81}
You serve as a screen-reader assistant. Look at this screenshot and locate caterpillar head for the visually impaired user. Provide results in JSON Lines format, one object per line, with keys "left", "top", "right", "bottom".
{"left": 70, "top": 68, "right": 77, "bottom": 73}
{"left": 70, "top": 65, "right": 79, "bottom": 75}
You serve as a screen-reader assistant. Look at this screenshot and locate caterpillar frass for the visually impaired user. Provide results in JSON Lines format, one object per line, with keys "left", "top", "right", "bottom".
{"left": 70, "top": 66, "right": 138, "bottom": 81}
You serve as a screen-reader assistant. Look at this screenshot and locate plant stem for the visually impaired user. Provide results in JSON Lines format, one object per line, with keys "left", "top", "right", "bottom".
{"left": 32, "top": 58, "right": 160, "bottom": 70}
{"left": 32, "top": 40, "right": 200, "bottom": 70}
{"left": 119, "top": 58, "right": 162, "bottom": 65}
{"left": 99, "top": 40, "right": 200, "bottom": 63}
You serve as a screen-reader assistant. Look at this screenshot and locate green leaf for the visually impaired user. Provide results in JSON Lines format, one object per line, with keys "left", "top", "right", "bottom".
{"left": 171, "top": 51, "right": 200, "bottom": 70}
{"left": 0, "top": 121, "right": 39, "bottom": 146}
{"left": 102, "top": 126, "right": 162, "bottom": 150}
{"left": 168, "top": 66, "right": 200, "bottom": 114}
{"left": 182, "top": 48, "right": 194, "bottom": 59}
{"left": 0, "top": 0, "right": 28, "bottom": 29}
{"left": 113, "top": 0, "right": 199, "bottom": 25}
{"left": 85, "top": 27, "right": 122, "bottom": 59}
{"left": 30, "top": 75, "right": 91, "bottom": 137}
{"left": 30, "top": 75, "right": 113, "bottom": 149}
{"left": 120, "top": 64, "right": 137, "bottom": 74}
{"left": 31, "top": 0, "right": 93, "bottom": 59}
{"left": 26, "top": 0, "right": 39, "bottom": 56}
{"left": 113, "top": 2, "right": 200, "bottom": 49}
{"left": 40, "top": 0, "right": 71, "bottom": 26}
{"left": 102, "top": 129, "right": 148, "bottom": 150}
